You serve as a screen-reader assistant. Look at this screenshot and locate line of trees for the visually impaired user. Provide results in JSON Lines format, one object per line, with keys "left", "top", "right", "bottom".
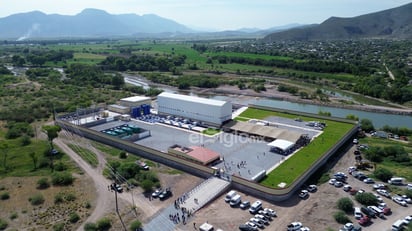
{"left": 100, "top": 54, "right": 187, "bottom": 72}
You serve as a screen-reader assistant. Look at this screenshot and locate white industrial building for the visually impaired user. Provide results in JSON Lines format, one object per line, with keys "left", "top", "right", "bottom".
{"left": 119, "top": 96, "right": 151, "bottom": 108}
{"left": 157, "top": 92, "right": 232, "bottom": 126}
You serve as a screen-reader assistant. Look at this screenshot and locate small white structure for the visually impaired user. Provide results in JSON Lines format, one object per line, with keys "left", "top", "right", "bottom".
{"left": 157, "top": 92, "right": 232, "bottom": 126}
{"left": 119, "top": 96, "right": 151, "bottom": 108}
{"left": 107, "top": 104, "right": 130, "bottom": 114}
{"left": 267, "top": 139, "right": 295, "bottom": 153}
{"left": 199, "top": 222, "right": 214, "bottom": 231}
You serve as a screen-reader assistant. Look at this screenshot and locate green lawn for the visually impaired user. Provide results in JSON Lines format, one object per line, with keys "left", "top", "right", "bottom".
{"left": 0, "top": 139, "right": 79, "bottom": 178}
{"left": 202, "top": 128, "right": 221, "bottom": 136}
{"left": 238, "top": 108, "right": 355, "bottom": 188}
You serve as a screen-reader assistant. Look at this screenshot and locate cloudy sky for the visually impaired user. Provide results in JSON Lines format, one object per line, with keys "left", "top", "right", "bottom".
{"left": 1, "top": 0, "right": 410, "bottom": 30}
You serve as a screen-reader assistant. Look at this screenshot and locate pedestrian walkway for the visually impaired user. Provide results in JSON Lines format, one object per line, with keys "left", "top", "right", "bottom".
{"left": 143, "top": 177, "right": 231, "bottom": 231}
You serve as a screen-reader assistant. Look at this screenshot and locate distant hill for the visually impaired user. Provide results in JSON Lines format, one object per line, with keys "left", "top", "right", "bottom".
{"left": 0, "top": 9, "right": 193, "bottom": 40}
{"left": 263, "top": 3, "right": 412, "bottom": 42}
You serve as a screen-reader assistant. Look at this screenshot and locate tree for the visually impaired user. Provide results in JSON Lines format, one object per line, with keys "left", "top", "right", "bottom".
{"left": 42, "top": 125, "right": 61, "bottom": 171}
{"left": 374, "top": 168, "right": 393, "bottom": 182}
{"left": 140, "top": 179, "right": 154, "bottom": 193}
{"left": 337, "top": 197, "right": 354, "bottom": 213}
{"left": 29, "top": 152, "right": 38, "bottom": 170}
{"left": 333, "top": 211, "right": 351, "bottom": 224}
{"left": 355, "top": 192, "right": 378, "bottom": 206}
{"left": 360, "top": 119, "right": 374, "bottom": 132}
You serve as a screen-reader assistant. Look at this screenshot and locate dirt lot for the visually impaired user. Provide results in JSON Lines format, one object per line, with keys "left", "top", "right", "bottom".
{"left": 173, "top": 143, "right": 412, "bottom": 231}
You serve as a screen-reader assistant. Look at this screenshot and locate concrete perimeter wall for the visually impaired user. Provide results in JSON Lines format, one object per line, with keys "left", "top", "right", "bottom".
{"left": 56, "top": 104, "right": 358, "bottom": 202}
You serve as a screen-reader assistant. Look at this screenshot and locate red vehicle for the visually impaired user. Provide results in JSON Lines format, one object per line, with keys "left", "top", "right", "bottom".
{"left": 358, "top": 216, "right": 370, "bottom": 226}
{"left": 383, "top": 207, "right": 392, "bottom": 215}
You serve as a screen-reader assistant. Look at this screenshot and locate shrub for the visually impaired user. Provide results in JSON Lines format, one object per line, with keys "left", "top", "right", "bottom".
{"left": 54, "top": 162, "right": 68, "bottom": 171}
{"left": 129, "top": 220, "right": 142, "bottom": 231}
{"left": 84, "top": 223, "right": 97, "bottom": 231}
{"left": 65, "top": 193, "right": 76, "bottom": 201}
{"left": 334, "top": 211, "right": 351, "bottom": 224}
{"left": 69, "top": 212, "right": 80, "bottom": 223}
{"left": 52, "top": 172, "right": 74, "bottom": 186}
{"left": 84, "top": 201, "right": 92, "bottom": 209}
{"left": 37, "top": 177, "right": 50, "bottom": 189}
{"left": 337, "top": 197, "right": 354, "bottom": 213}
{"left": 20, "top": 135, "right": 31, "bottom": 146}
{"left": 355, "top": 192, "right": 378, "bottom": 206}
{"left": 0, "top": 192, "right": 10, "bottom": 200}
{"left": 119, "top": 151, "right": 127, "bottom": 159}
{"left": 374, "top": 168, "right": 393, "bottom": 182}
{"left": 53, "top": 223, "right": 64, "bottom": 231}
{"left": 38, "top": 157, "right": 50, "bottom": 168}
{"left": 29, "top": 193, "right": 45, "bottom": 205}
{"left": 96, "top": 217, "right": 111, "bottom": 231}
{"left": 0, "top": 218, "right": 8, "bottom": 230}
{"left": 54, "top": 193, "right": 64, "bottom": 204}
{"left": 9, "top": 212, "right": 18, "bottom": 220}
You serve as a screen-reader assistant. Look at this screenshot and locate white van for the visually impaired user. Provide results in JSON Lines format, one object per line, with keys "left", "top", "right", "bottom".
{"left": 249, "top": 200, "right": 262, "bottom": 214}
{"left": 229, "top": 194, "right": 241, "bottom": 206}
{"left": 367, "top": 205, "right": 384, "bottom": 218}
{"left": 388, "top": 177, "right": 404, "bottom": 185}
{"left": 354, "top": 207, "right": 362, "bottom": 219}
{"left": 224, "top": 190, "right": 236, "bottom": 202}
{"left": 392, "top": 219, "right": 405, "bottom": 231}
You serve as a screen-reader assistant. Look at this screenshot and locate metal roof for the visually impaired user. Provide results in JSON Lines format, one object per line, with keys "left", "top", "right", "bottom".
{"left": 158, "top": 92, "right": 227, "bottom": 107}
{"left": 120, "top": 96, "right": 151, "bottom": 102}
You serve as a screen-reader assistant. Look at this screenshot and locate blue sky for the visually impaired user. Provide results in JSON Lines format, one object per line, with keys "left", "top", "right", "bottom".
{"left": 1, "top": 0, "right": 411, "bottom": 30}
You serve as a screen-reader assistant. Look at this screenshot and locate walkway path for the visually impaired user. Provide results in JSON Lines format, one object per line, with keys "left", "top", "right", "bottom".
{"left": 143, "top": 177, "right": 230, "bottom": 231}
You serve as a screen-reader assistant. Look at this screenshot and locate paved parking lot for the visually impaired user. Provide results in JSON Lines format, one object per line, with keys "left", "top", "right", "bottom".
{"left": 89, "top": 114, "right": 321, "bottom": 181}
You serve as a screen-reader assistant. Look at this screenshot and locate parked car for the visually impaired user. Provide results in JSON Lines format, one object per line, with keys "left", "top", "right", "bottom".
{"left": 358, "top": 215, "right": 370, "bottom": 226}
{"left": 287, "top": 222, "right": 302, "bottom": 231}
{"left": 257, "top": 210, "right": 272, "bottom": 220}
{"left": 377, "top": 189, "right": 391, "bottom": 198}
{"left": 363, "top": 178, "right": 374, "bottom": 184}
{"left": 300, "top": 227, "right": 310, "bottom": 231}
{"left": 329, "top": 178, "right": 337, "bottom": 185}
{"left": 249, "top": 218, "right": 264, "bottom": 228}
{"left": 239, "top": 224, "right": 256, "bottom": 231}
{"left": 111, "top": 184, "right": 123, "bottom": 193}
{"left": 361, "top": 207, "right": 376, "bottom": 218}
{"left": 334, "top": 181, "right": 344, "bottom": 188}
{"left": 299, "top": 190, "right": 309, "bottom": 199}
{"left": 240, "top": 201, "right": 250, "bottom": 209}
{"left": 245, "top": 222, "right": 258, "bottom": 231}
{"left": 401, "top": 195, "right": 412, "bottom": 204}
{"left": 255, "top": 214, "right": 270, "bottom": 224}
{"left": 151, "top": 188, "right": 162, "bottom": 198}
{"left": 343, "top": 185, "right": 352, "bottom": 192}
{"left": 159, "top": 188, "right": 172, "bottom": 200}
{"left": 307, "top": 185, "right": 317, "bottom": 192}
{"left": 263, "top": 208, "right": 276, "bottom": 217}
{"left": 392, "top": 196, "right": 407, "bottom": 206}
{"left": 354, "top": 207, "right": 362, "bottom": 220}
{"left": 340, "top": 222, "right": 354, "bottom": 231}
{"left": 373, "top": 183, "right": 386, "bottom": 190}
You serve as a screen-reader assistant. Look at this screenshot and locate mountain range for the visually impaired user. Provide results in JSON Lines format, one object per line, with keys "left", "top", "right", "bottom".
{"left": 0, "top": 8, "right": 193, "bottom": 40}
{"left": 1, "top": 3, "right": 412, "bottom": 41}
{"left": 263, "top": 2, "right": 412, "bottom": 42}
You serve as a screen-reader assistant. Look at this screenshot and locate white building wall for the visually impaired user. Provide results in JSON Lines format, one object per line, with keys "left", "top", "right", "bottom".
{"left": 157, "top": 93, "right": 232, "bottom": 126}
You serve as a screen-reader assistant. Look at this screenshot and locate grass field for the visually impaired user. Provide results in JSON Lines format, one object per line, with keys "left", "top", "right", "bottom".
{"left": 238, "top": 108, "right": 355, "bottom": 188}
{"left": 356, "top": 136, "right": 412, "bottom": 181}
{"left": 0, "top": 139, "right": 79, "bottom": 178}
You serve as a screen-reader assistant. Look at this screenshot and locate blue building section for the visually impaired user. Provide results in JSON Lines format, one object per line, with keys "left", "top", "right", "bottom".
{"left": 131, "top": 107, "right": 141, "bottom": 118}
{"left": 141, "top": 104, "right": 150, "bottom": 115}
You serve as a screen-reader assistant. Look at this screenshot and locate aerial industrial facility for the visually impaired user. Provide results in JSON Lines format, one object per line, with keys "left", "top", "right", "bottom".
{"left": 157, "top": 92, "right": 232, "bottom": 126}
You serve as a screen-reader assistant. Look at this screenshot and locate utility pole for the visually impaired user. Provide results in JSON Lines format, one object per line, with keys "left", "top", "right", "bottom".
{"left": 111, "top": 183, "right": 127, "bottom": 231}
